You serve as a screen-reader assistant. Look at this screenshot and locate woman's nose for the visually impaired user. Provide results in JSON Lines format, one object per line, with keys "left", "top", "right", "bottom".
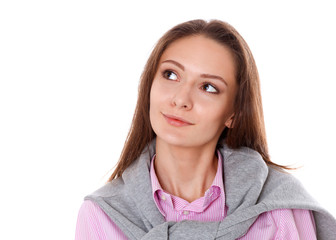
{"left": 171, "top": 83, "right": 193, "bottom": 110}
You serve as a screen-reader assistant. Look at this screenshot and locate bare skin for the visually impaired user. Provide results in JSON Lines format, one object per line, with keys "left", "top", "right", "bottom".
{"left": 154, "top": 138, "right": 218, "bottom": 202}
{"left": 149, "top": 35, "right": 237, "bottom": 202}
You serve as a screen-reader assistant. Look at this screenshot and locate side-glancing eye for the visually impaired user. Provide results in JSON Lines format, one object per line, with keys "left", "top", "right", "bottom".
{"left": 201, "top": 83, "right": 218, "bottom": 93}
{"left": 162, "top": 70, "right": 178, "bottom": 81}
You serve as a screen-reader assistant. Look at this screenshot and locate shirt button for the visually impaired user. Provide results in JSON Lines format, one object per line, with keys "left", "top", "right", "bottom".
{"left": 183, "top": 210, "right": 189, "bottom": 215}
{"left": 160, "top": 194, "right": 166, "bottom": 201}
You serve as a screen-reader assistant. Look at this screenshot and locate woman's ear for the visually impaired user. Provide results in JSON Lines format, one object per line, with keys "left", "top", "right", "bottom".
{"left": 224, "top": 114, "right": 235, "bottom": 128}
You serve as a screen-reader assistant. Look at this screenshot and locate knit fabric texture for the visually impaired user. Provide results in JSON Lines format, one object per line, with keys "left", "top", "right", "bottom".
{"left": 85, "top": 140, "right": 336, "bottom": 239}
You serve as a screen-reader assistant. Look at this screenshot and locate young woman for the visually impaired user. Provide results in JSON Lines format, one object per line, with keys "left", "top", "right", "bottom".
{"left": 75, "top": 19, "right": 336, "bottom": 239}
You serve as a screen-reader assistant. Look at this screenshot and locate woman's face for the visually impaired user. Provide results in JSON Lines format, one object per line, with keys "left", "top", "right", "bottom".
{"left": 150, "top": 35, "right": 237, "bottom": 148}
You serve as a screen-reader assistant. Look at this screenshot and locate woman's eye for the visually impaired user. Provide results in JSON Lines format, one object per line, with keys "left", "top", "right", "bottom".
{"left": 202, "top": 83, "right": 218, "bottom": 93}
{"left": 163, "top": 70, "right": 178, "bottom": 81}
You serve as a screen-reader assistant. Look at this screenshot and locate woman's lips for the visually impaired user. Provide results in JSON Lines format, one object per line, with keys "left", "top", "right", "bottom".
{"left": 162, "top": 113, "right": 194, "bottom": 127}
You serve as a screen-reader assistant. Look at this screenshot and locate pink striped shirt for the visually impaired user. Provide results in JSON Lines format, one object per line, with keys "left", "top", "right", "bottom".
{"left": 151, "top": 151, "right": 226, "bottom": 222}
{"left": 76, "top": 152, "right": 317, "bottom": 239}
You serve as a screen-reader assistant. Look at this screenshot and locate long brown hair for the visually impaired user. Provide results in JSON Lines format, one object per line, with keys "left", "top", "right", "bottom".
{"left": 109, "top": 19, "right": 289, "bottom": 181}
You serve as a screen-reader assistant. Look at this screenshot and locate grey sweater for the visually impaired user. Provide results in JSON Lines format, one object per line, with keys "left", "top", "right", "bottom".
{"left": 86, "top": 140, "right": 336, "bottom": 239}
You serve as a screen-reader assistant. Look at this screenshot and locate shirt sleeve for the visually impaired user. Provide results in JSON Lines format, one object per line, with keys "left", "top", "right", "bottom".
{"left": 272, "top": 209, "right": 317, "bottom": 239}
{"left": 75, "top": 200, "right": 128, "bottom": 240}
{"left": 238, "top": 209, "right": 317, "bottom": 240}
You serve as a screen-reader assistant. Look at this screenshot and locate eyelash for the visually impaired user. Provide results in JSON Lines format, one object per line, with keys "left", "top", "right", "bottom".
{"left": 162, "top": 70, "right": 178, "bottom": 81}
{"left": 201, "top": 82, "right": 219, "bottom": 94}
{"left": 161, "top": 69, "right": 219, "bottom": 94}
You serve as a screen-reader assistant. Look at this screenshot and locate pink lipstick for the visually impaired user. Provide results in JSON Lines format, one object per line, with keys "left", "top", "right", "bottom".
{"left": 162, "top": 113, "right": 194, "bottom": 127}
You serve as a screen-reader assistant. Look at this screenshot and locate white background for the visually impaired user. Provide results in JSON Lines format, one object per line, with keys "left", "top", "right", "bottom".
{"left": 1, "top": 0, "right": 335, "bottom": 239}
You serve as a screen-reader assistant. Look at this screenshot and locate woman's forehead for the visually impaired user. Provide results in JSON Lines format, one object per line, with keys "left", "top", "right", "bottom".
{"left": 159, "top": 35, "right": 237, "bottom": 86}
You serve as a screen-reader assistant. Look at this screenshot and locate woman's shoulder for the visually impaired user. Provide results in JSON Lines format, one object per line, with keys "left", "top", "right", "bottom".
{"left": 86, "top": 177, "right": 125, "bottom": 199}
{"left": 75, "top": 200, "right": 128, "bottom": 240}
{"left": 84, "top": 177, "right": 135, "bottom": 213}
{"left": 219, "top": 143, "right": 305, "bottom": 191}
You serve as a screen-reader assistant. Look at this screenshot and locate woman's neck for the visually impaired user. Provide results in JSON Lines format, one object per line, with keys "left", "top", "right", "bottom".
{"left": 154, "top": 137, "right": 218, "bottom": 203}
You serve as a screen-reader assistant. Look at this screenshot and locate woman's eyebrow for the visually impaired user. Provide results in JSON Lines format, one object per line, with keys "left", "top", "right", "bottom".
{"left": 162, "top": 59, "right": 185, "bottom": 71}
{"left": 161, "top": 59, "right": 228, "bottom": 86}
{"left": 200, "top": 73, "right": 228, "bottom": 86}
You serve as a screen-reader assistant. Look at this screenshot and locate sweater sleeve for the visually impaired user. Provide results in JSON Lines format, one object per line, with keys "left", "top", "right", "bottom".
{"left": 75, "top": 200, "right": 317, "bottom": 240}
{"left": 75, "top": 200, "right": 128, "bottom": 240}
